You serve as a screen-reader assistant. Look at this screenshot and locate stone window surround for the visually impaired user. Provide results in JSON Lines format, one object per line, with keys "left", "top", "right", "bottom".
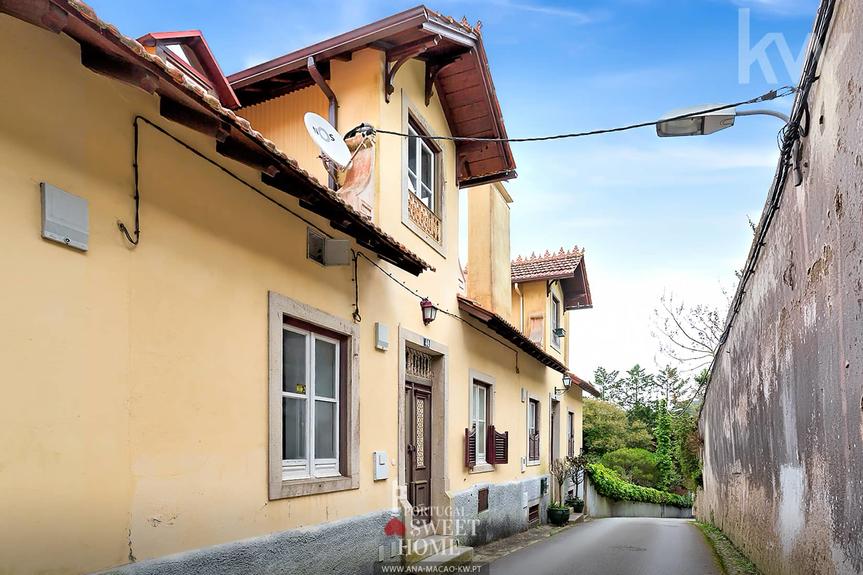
{"left": 468, "top": 369, "right": 496, "bottom": 474}
{"left": 400, "top": 91, "right": 447, "bottom": 256}
{"left": 397, "top": 327, "right": 450, "bottom": 532}
{"left": 268, "top": 291, "right": 360, "bottom": 500}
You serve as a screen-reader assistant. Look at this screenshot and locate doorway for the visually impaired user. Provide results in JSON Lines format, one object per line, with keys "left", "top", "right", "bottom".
{"left": 405, "top": 380, "right": 432, "bottom": 523}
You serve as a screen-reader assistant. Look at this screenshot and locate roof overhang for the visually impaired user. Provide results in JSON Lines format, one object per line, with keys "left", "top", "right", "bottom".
{"left": 512, "top": 251, "right": 593, "bottom": 311}
{"left": 228, "top": 5, "right": 517, "bottom": 188}
{"left": 137, "top": 29, "right": 241, "bottom": 109}
{"left": 457, "top": 295, "right": 568, "bottom": 374}
{"left": 569, "top": 372, "right": 601, "bottom": 398}
{"left": 561, "top": 256, "right": 593, "bottom": 311}
{"left": 1, "top": 0, "right": 430, "bottom": 276}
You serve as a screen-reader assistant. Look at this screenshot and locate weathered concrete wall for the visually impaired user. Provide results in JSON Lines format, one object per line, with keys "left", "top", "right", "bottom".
{"left": 698, "top": 2, "right": 863, "bottom": 574}
{"left": 97, "top": 511, "right": 394, "bottom": 575}
{"left": 449, "top": 476, "right": 550, "bottom": 547}
{"left": 585, "top": 479, "right": 692, "bottom": 519}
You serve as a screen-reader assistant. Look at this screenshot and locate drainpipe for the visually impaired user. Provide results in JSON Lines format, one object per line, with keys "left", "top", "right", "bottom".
{"left": 307, "top": 56, "right": 339, "bottom": 189}
{"left": 514, "top": 282, "right": 524, "bottom": 333}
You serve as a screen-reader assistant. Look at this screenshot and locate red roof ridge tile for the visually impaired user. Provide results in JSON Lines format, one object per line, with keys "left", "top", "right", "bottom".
{"left": 511, "top": 245, "right": 583, "bottom": 265}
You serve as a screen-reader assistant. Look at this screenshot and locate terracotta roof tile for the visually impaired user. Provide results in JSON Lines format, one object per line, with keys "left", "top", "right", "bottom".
{"left": 511, "top": 246, "right": 584, "bottom": 283}
{"left": 13, "top": 0, "right": 431, "bottom": 275}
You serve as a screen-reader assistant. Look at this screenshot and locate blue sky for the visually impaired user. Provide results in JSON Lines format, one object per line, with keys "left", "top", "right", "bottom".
{"left": 90, "top": 0, "right": 818, "bottom": 379}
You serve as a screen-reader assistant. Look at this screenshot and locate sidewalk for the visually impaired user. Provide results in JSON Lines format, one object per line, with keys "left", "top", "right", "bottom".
{"left": 472, "top": 513, "right": 585, "bottom": 565}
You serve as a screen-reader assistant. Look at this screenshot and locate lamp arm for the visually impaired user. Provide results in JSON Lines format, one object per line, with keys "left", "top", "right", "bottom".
{"left": 736, "top": 109, "right": 791, "bottom": 123}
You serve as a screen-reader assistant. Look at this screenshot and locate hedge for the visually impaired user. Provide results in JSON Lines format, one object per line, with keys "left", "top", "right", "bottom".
{"left": 587, "top": 462, "right": 693, "bottom": 508}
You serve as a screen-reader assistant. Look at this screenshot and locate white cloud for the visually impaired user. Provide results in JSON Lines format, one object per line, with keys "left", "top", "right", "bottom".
{"left": 484, "top": 0, "right": 599, "bottom": 23}
{"left": 727, "top": 0, "right": 818, "bottom": 16}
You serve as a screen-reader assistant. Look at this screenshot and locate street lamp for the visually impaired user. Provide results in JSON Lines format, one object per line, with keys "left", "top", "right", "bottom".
{"left": 656, "top": 104, "right": 790, "bottom": 138}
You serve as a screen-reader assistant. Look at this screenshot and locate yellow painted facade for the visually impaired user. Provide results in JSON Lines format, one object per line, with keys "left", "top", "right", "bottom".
{"left": 0, "top": 12, "right": 586, "bottom": 575}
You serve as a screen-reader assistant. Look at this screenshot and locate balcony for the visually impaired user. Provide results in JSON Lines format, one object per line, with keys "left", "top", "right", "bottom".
{"left": 407, "top": 191, "right": 442, "bottom": 245}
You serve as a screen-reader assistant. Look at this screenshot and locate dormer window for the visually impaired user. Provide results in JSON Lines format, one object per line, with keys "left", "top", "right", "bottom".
{"left": 407, "top": 119, "right": 437, "bottom": 211}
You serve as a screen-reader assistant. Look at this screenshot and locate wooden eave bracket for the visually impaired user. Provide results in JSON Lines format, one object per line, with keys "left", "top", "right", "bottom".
{"left": 0, "top": 0, "right": 69, "bottom": 33}
{"left": 80, "top": 43, "right": 159, "bottom": 94}
{"left": 160, "top": 98, "right": 231, "bottom": 142}
{"left": 424, "top": 49, "right": 470, "bottom": 106}
{"left": 385, "top": 35, "right": 441, "bottom": 103}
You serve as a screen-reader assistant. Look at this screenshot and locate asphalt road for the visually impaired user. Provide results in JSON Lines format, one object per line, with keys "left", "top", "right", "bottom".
{"left": 489, "top": 518, "right": 721, "bottom": 575}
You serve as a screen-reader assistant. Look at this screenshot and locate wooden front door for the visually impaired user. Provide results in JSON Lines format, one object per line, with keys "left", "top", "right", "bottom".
{"left": 406, "top": 381, "right": 432, "bottom": 523}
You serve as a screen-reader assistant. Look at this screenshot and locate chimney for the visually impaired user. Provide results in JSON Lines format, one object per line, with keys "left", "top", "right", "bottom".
{"left": 467, "top": 182, "right": 513, "bottom": 321}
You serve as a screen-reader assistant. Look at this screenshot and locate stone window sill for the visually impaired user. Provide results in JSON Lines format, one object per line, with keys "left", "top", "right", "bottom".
{"left": 270, "top": 474, "right": 359, "bottom": 500}
{"left": 526, "top": 460, "right": 541, "bottom": 467}
{"left": 470, "top": 463, "right": 495, "bottom": 474}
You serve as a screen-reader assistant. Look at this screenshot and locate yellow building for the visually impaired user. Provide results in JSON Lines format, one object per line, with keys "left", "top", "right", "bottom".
{"left": 0, "top": 3, "right": 596, "bottom": 574}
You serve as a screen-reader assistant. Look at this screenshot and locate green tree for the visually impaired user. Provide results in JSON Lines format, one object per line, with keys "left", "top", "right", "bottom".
{"left": 671, "top": 410, "right": 702, "bottom": 491}
{"left": 583, "top": 399, "right": 653, "bottom": 459}
{"left": 654, "top": 400, "right": 675, "bottom": 491}
{"left": 605, "top": 364, "right": 658, "bottom": 410}
{"left": 592, "top": 367, "right": 619, "bottom": 401}
{"left": 656, "top": 365, "right": 690, "bottom": 406}
{"left": 599, "top": 448, "right": 659, "bottom": 488}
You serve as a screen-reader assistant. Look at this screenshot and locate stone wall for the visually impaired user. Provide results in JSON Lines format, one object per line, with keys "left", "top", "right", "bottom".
{"left": 697, "top": 2, "right": 863, "bottom": 574}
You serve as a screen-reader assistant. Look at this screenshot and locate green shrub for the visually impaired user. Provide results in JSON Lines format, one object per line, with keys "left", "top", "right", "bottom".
{"left": 587, "top": 462, "right": 692, "bottom": 508}
{"left": 599, "top": 448, "right": 659, "bottom": 488}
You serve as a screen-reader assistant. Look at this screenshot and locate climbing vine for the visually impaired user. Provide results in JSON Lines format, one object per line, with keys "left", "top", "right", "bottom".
{"left": 587, "top": 462, "right": 692, "bottom": 508}
{"left": 654, "top": 400, "right": 674, "bottom": 491}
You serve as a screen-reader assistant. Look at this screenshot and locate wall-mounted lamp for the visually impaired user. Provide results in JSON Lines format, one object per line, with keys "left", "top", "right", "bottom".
{"left": 552, "top": 327, "right": 567, "bottom": 338}
{"left": 554, "top": 373, "right": 573, "bottom": 395}
{"left": 420, "top": 298, "right": 437, "bottom": 325}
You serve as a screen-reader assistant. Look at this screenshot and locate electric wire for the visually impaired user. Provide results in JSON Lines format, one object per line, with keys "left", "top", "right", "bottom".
{"left": 120, "top": 116, "right": 335, "bottom": 247}
{"left": 374, "top": 87, "right": 797, "bottom": 143}
{"left": 694, "top": 0, "right": 837, "bottom": 418}
{"left": 118, "top": 119, "right": 142, "bottom": 245}
{"left": 353, "top": 251, "right": 522, "bottom": 372}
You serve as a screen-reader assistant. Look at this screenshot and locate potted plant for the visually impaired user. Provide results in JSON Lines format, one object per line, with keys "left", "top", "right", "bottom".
{"left": 547, "top": 458, "right": 571, "bottom": 526}
{"left": 566, "top": 452, "right": 588, "bottom": 514}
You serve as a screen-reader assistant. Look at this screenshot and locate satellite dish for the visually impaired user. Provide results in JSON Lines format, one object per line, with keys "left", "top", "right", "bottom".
{"left": 304, "top": 112, "right": 352, "bottom": 169}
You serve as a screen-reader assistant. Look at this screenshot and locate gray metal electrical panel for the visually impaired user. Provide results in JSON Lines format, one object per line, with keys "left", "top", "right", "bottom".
{"left": 41, "top": 183, "right": 88, "bottom": 251}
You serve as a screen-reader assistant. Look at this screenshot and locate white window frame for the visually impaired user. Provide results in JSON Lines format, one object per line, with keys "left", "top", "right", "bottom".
{"left": 472, "top": 382, "right": 488, "bottom": 465}
{"left": 400, "top": 96, "right": 447, "bottom": 255}
{"left": 527, "top": 396, "right": 541, "bottom": 465}
{"left": 468, "top": 370, "right": 495, "bottom": 474}
{"left": 551, "top": 294, "right": 562, "bottom": 350}
{"left": 269, "top": 292, "right": 359, "bottom": 500}
{"left": 281, "top": 326, "right": 340, "bottom": 481}
{"left": 407, "top": 121, "right": 437, "bottom": 212}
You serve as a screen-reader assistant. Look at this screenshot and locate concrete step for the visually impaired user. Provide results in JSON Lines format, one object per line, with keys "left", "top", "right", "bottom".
{"left": 414, "top": 545, "right": 474, "bottom": 569}
{"left": 569, "top": 512, "right": 585, "bottom": 524}
{"left": 404, "top": 535, "right": 457, "bottom": 564}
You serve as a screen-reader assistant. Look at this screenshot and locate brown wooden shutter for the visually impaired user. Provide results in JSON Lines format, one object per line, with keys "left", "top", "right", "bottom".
{"left": 528, "top": 313, "right": 544, "bottom": 345}
{"left": 465, "top": 427, "right": 477, "bottom": 469}
{"left": 487, "top": 425, "right": 509, "bottom": 465}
